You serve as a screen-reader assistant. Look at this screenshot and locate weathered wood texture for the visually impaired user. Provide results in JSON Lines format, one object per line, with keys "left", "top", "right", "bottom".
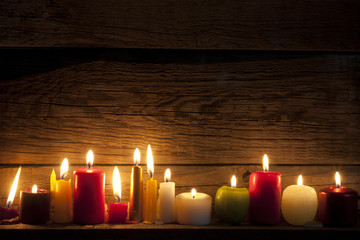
{"left": 0, "top": 0, "right": 359, "bottom": 51}
{"left": 0, "top": 49, "right": 359, "bottom": 165}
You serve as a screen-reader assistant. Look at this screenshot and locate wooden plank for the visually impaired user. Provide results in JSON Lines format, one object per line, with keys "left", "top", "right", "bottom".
{"left": 0, "top": 0, "right": 359, "bottom": 51}
{"left": 0, "top": 50, "right": 359, "bottom": 165}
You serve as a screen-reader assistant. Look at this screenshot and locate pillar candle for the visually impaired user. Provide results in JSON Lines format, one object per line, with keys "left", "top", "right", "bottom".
{"left": 73, "top": 150, "right": 105, "bottom": 224}
{"left": 129, "top": 148, "right": 143, "bottom": 222}
{"left": 318, "top": 171, "right": 358, "bottom": 227}
{"left": 176, "top": 188, "right": 212, "bottom": 225}
{"left": 215, "top": 175, "right": 249, "bottom": 224}
{"left": 249, "top": 154, "right": 281, "bottom": 225}
{"left": 281, "top": 175, "right": 318, "bottom": 225}
{"left": 143, "top": 145, "right": 157, "bottom": 224}
{"left": 19, "top": 185, "right": 51, "bottom": 224}
{"left": 158, "top": 168, "right": 176, "bottom": 223}
{"left": 108, "top": 167, "right": 128, "bottom": 224}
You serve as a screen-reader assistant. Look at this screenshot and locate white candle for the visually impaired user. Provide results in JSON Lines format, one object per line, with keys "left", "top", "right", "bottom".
{"left": 158, "top": 168, "right": 176, "bottom": 223}
{"left": 176, "top": 188, "right": 212, "bottom": 225}
{"left": 281, "top": 175, "right": 318, "bottom": 225}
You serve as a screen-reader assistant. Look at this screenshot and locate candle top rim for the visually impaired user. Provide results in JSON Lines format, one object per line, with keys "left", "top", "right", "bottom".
{"left": 73, "top": 167, "right": 104, "bottom": 174}
{"left": 252, "top": 170, "right": 281, "bottom": 175}
{"left": 23, "top": 188, "right": 50, "bottom": 194}
{"left": 320, "top": 186, "right": 357, "bottom": 194}
{"left": 176, "top": 192, "right": 211, "bottom": 199}
{"left": 220, "top": 185, "right": 249, "bottom": 191}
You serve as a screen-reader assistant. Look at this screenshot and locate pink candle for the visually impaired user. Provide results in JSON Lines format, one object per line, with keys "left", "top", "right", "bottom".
{"left": 249, "top": 154, "right": 281, "bottom": 225}
{"left": 108, "top": 167, "right": 128, "bottom": 224}
{"left": 73, "top": 150, "right": 105, "bottom": 224}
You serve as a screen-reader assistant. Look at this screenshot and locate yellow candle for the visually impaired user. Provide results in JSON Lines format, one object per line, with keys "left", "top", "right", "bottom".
{"left": 52, "top": 158, "right": 72, "bottom": 223}
{"left": 143, "top": 145, "right": 157, "bottom": 223}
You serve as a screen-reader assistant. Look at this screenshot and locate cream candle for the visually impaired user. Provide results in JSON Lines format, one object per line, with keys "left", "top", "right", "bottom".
{"left": 158, "top": 168, "right": 176, "bottom": 223}
{"left": 176, "top": 188, "right": 212, "bottom": 225}
{"left": 281, "top": 175, "right": 318, "bottom": 225}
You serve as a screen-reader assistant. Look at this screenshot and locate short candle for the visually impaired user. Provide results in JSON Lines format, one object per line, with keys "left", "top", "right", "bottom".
{"left": 108, "top": 166, "right": 128, "bottom": 224}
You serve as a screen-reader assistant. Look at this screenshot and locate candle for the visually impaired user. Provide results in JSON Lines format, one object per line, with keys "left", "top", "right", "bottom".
{"left": 108, "top": 167, "right": 128, "bottom": 223}
{"left": 19, "top": 184, "right": 51, "bottom": 224}
{"left": 281, "top": 175, "right": 318, "bottom": 225}
{"left": 143, "top": 145, "right": 157, "bottom": 224}
{"left": 176, "top": 188, "right": 212, "bottom": 225}
{"left": 158, "top": 168, "right": 176, "bottom": 223}
{"left": 249, "top": 154, "right": 281, "bottom": 225}
{"left": 318, "top": 171, "right": 358, "bottom": 226}
{"left": 73, "top": 150, "right": 105, "bottom": 224}
{"left": 129, "top": 148, "right": 143, "bottom": 222}
{"left": 215, "top": 175, "right": 249, "bottom": 224}
{"left": 51, "top": 158, "right": 72, "bottom": 223}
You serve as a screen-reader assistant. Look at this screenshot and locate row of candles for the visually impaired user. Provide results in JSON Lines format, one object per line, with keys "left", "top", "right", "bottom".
{"left": 1, "top": 145, "right": 358, "bottom": 227}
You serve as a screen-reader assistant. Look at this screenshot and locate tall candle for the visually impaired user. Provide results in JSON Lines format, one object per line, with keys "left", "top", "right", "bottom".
{"left": 318, "top": 171, "right": 358, "bottom": 226}
{"left": 158, "top": 168, "right": 176, "bottom": 223}
{"left": 281, "top": 175, "right": 318, "bottom": 225}
{"left": 73, "top": 150, "right": 105, "bottom": 224}
{"left": 143, "top": 145, "right": 157, "bottom": 224}
{"left": 108, "top": 167, "right": 128, "bottom": 224}
{"left": 249, "top": 154, "right": 281, "bottom": 225}
{"left": 129, "top": 148, "right": 143, "bottom": 222}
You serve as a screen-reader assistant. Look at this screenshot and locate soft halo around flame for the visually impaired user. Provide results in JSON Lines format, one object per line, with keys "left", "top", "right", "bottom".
{"left": 134, "top": 148, "right": 140, "bottom": 166}
{"left": 113, "top": 166, "right": 121, "bottom": 202}
{"left": 147, "top": 145, "right": 154, "bottom": 178}
{"left": 191, "top": 188, "right": 196, "bottom": 198}
{"left": 60, "top": 158, "right": 69, "bottom": 180}
{"left": 297, "top": 175, "right": 303, "bottom": 185}
{"left": 32, "top": 184, "right": 38, "bottom": 193}
{"left": 335, "top": 171, "right": 341, "bottom": 188}
{"left": 87, "top": 150, "right": 94, "bottom": 169}
{"left": 6, "top": 167, "right": 21, "bottom": 208}
{"left": 231, "top": 175, "right": 236, "bottom": 188}
{"left": 164, "top": 168, "right": 171, "bottom": 182}
{"left": 263, "top": 154, "right": 269, "bottom": 172}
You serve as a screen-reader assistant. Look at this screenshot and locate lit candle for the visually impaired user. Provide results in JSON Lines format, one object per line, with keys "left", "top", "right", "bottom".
{"left": 215, "top": 175, "right": 249, "bottom": 224}
{"left": 176, "top": 188, "right": 212, "bottom": 225}
{"left": 0, "top": 167, "right": 21, "bottom": 224}
{"left": 129, "top": 148, "right": 143, "bottom": 222}
{"left": 249, "top": 154, "right": 281, "bottom": 224}
{"left": 19, "top": 184, "right": 51, "bottom": 224}
{"left": 51, "top": 158, "right": 72, "bottom": 223}
{"left": 281, "top": 175, "right": 318, "bottom": 225}
{"left": 318, "top": 171, "right": 358, "bottom": 226}
{"left": 108, "top": 167, "right": 128, "bottom": 223}
{"left": 73, "top": 150, "right": 105, "bottom": 224}
{"left": 143, "top": 145, "right": 157, "bottom": 224}
{"left": 158, "top": 168, "right": 176, "bottom": 223}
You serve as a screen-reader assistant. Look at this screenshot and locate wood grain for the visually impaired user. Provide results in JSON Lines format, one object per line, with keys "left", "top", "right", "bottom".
{"left": 0, "top": 0, "right": 359, "bottom": 51}
{"left": 0, "top": 50, "right": 359, "bottom": 165}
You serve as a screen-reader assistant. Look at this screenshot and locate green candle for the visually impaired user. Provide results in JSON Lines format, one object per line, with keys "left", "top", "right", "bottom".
{"left": 215, "top": 175, "right": 249, "bottom": 224}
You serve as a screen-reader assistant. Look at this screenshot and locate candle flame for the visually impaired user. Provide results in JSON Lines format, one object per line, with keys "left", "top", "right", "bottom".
{"left": 147, "top": 145, "right": 154, "bottom": 178}
{"left": 191, "top": 188, "right": 196, "bottom": 198}
{"left": 113, "top": 166, "right": 121, "bottom": 202}
{"left": 263, "top": 154, "right": 269, "bottom": 172}
{"left": 86, "top": 150, "right": 94, "bottom": 169}
{"left": 164, "top": 168, "right": 171, "bottom": 182}
{"left": 335, "top": 171, "right": 341, "bottom": 188}
{"left": 231, "top": 175, "right": 236, "bottom": 188}
{"left": 32, "top": 184, "right": 38, "bottom": 193}
{"left": 6, "top": 167, "right": 21, "bottom": 208}
{"left": 134, "top": 148, "right": 140, "bottom": 166}
{"left": 297, "top": 175, "right": 303, "bottom": 185}
{"left": 60, "top": 158, "right": 69, "bottom": 180}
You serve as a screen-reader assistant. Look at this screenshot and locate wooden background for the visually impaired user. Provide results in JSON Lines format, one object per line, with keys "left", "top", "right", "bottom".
{"left": 0, "top": 0, "right": 359, "bottom": 213}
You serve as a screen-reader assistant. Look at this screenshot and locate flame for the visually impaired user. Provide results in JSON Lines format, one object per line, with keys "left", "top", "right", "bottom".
{"left": 113, "top": 166, "right": 121, "bottom": 202}
{"left": 164, "top": 168, "right": 171, "bottom": 182}
{"left": 134, "top": 148, "right": 140, "bottom": 166}
{"left": 335, "top": 171, "right": 341, "bottom": 188}
{"left": 191, "top": 188, "right": 196, "bottom": 198}
{"left": 263, "top": 154, "right": 269, "bottom": 172}
{"left": 32, "top": 184, "right": 38, "bottom": 193}
{"left": 297, "top": 175, "right": 303, "bottom": 185}
{"left": 231, "top": 175, "right": 237, "bottom": 188}
{"left": 147, "top": 145, "right": 154, "bottom": 178}
{"left": 60, "top": 158, "right": 69, "bottom": 179}
{"left": 6, "top": 167, "right": 21, "bottom": 208}
{"left": 86, "top": 150, "right": 94, "bottom": 169}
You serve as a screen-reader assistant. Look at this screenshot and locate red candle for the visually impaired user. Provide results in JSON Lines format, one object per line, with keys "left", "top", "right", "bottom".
{"left": 249, "top": 154, "right": 281, "bottom": 225}
{"left": 318, "top": 172, "right": 358, "bottom": 226}
{"left": 73, "top": 150, "right": 105, "bottom": 224}
{"left": 19, "top": 185, "right": 51, "bottom": 224}
{"left": 108, "top": 167, "right": 128, "bottom": 224}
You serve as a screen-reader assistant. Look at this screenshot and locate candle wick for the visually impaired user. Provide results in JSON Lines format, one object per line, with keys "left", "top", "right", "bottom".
{"left": 193, "top": 195, "right": 195, "bottom": 199}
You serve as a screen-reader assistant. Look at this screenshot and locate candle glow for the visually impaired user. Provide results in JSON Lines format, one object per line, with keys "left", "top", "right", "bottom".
{"left": 231, "top": 175, "right": 236, "bottom": 188}
{"left": 6, "top": 167, "right": 21, "bottom": 208}
{"left": 147, "top": 145, "right": 154, "bottom": 178}
{"left": 335, "top": 171, "right": 341, "bottom": 188}
{"left": 134, "top": 148, "right": 140, "bottom": 166}
{"left": 32, "top": 185, "right": 38, "bottom": 193}
{"left": 113, "top": 167, "right": 121, "bottom": 202}
{"left": 86, "top": 150, "right": 94, "bottom": 169}
{"left": 60, "top": 158, "right": 69, "bottom": 180}
{"left": 297, "top": 175, "right": 303, "bottom": 185}
{"left": 191, "top": 188, "right": 196, "bottom": 198}
{"left": 164, "top": 168, "right": 171, "bottom": 182}
{"left": 263, "top": 154, "right": 269, "bottom": 172}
